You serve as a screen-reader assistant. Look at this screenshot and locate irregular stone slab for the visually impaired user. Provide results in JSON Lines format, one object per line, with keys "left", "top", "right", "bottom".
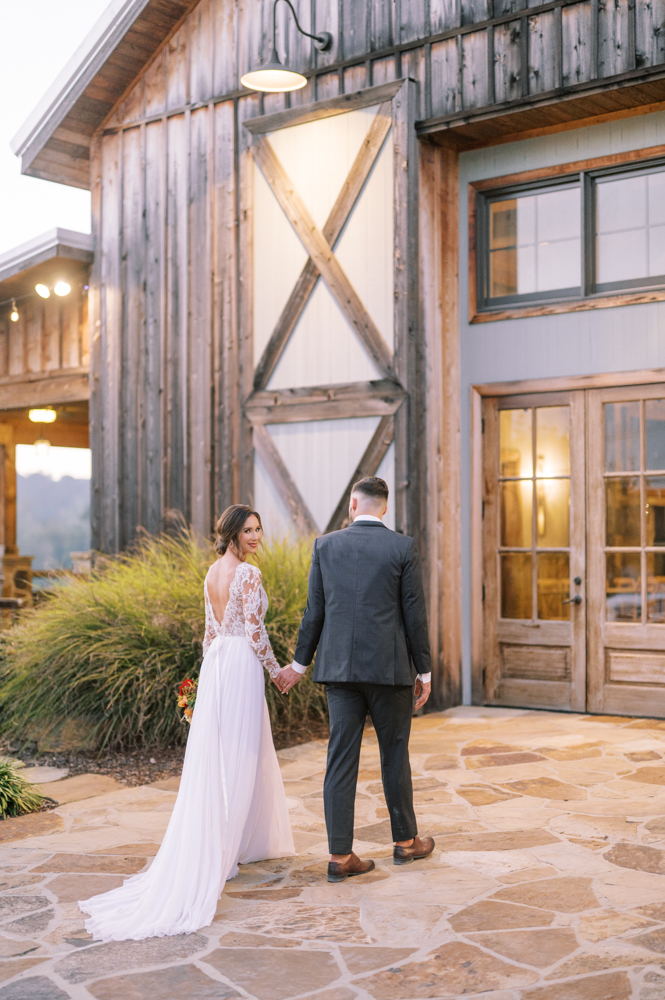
{"left": 645, "top": 816, "right": 665, "bottom": 833}
{"left": 412, "top": 788, "right": 450, "bottom": 805}
{"left": 604, "top": 841, "right": 665, "bottom": 874}
{"left": 546, "top": 950, "right": 655, "bottom": 977}
{"left": 340, "top": 947, "right": 416, "bottom": 974}
{"left": 449, "top": 900, "right": 554, "bottom": 932}
{"left": 568, "top": 837, "right": 609, "bottom": 851}
{"left": 91, "top": 843, "right": 158, "bottom": 856}
{"left": 360, "top": 902, "right": 445, "bottom": 947}
{"left": 48, "top": 874, "right": 125, "bottom": 903}
{"left": 237, "top": 903, "right": 369, "bottom": 943}
{"left": 497, "top": 866, "right": 559, "bottom": 884}
{"left": 641, "top": 970, "right": 665, "bottom": 1000}
{"left": 32, "top": 853, "right": 147, "bottom": 875}
{"left": 625, "top": 750, "right": 661, "bottom": 762}
{"left": 0, "top": 874, "right": 42, "bottom": 892}
{"left": 150, "top": 776, "right": 181, "bottom": 792}
{"left": 55, "top": 933, "right": 208, "bottom": 983}
{"left": 467, "top": 928, "right": 577, "bottom": 967}
{"left": 0, "top": 896, "right": 49, "bottom": 920}
{"left": 0, "top": 976, "right": 70, "bottom": 1000}
{"left": 0, "top": 957, "right": 47, "bottom": 983}
{"left": 0, "top": 813, "right": 64, "bottom": 845}
{"left": 461, "top": 742, "right": 526, "bottom": 755}
{"left": 2, "top": 910, "right": 54, "bottom": 935}
{"left": 465, "top": 752, "right": 546, "bottom": 768}
{"left": 225, "top": 887, "right": 302, "bottom": 901}
{"left": 635, "top": 901, "right": 665, "bottom": 920}
{"left": 357, "top": 942, "right": 539, "bottom": 997}
{"left": 631, "top": 927, "right": 665, "bottom": 953}
{"left": 22, "top": 767, "right": 69, "bottom": 785}
{"left": 492, "top": 877, "right": 599, "bottom": 912}
{"left": 536, "top": 746, "right": 603, "bottom": 762}
{"left": 455, "top": 785, "right": 520, "bottom": 806}
{"left": 0, "top": 936, "right": 40, "bottom": 957}
{"left": 436, "top": 829, "right": 559, "bottom": 852}
{"left": 308, "top": 990, "right": 355, "bottom": 1000}
{"left": 423, "top": 755, "right": 458, "bottom": 771}
{"left": 353, "top": 820, "right": 393, "bottom": 844}
{"left": 89, "top": 964, "right": 239, "bottom": 999}
{"left": 204, "top": 947, "right": 341, "bottom": 1000}
{"left": 622, "top": 766, "right": 665, "bottom": 785}
{"left": 218, "top": 932, "right": 300, "bottom": 948}
{"left": 40, "top": 774, "right": 123, "bottom": 804}
{"left": 522, "top": 971, "right": 631, "bottom": 999}
{"left": 598, "top": 867, "right": 665, "bottom": 905}
{"left": 501, "top": 777, "right": 586, "bottom": 800}
{"left": 578, "top": 909, "right": 656, "bottom": 942}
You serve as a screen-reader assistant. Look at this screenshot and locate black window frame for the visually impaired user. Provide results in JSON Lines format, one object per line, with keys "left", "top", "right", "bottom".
{"left": 476, "top": 157, "right": 665, "bottom": 314}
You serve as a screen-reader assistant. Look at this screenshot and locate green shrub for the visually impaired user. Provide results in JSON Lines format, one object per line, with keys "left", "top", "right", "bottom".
{"left": 0, "top": 530, "right": 325, "bottom": 751}
{"left": 0, "top": 758, "right": 43, "bottom": 819}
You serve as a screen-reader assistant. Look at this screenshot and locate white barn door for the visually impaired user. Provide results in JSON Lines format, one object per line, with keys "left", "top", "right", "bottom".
{"left": 245, "top": 81, "right": 417, "bottom": 539}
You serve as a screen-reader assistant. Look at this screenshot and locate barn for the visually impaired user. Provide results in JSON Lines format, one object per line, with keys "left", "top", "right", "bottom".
{"left": 8, "top": 0, "right": 665, "bottom": 714}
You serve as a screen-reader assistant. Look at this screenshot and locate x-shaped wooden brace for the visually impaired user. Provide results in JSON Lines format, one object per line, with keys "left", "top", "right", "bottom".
{"left": 252, "top": 101, "right": 395, "bottom": 391}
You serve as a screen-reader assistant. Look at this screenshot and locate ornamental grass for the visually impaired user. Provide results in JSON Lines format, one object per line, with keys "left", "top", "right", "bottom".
{"left": 0, "top": 530, "right": 326, "bottom": 751}
{"left": 0, "top": 758, "right": 43, "bottom": 819}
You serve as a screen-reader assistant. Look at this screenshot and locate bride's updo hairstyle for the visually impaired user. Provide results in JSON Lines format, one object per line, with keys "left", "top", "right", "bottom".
{"left": 215, "top": 504, "right": 263, "bottom": 555}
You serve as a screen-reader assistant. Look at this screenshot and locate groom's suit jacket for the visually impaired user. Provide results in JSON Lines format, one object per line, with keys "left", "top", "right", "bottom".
{"left": 294, "top": 520, "right": 431, "bottom": 685}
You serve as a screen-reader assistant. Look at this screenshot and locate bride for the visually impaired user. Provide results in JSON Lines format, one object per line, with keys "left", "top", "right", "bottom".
{"left": 79, "top": 505, "right": 295, "bottom": 941}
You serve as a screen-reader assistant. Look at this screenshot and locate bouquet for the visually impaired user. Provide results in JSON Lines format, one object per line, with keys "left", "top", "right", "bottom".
{"left": 177, "top": 678, "right": 197, "bottom": 724}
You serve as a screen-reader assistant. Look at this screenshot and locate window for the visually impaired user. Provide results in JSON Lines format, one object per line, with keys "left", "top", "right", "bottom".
{"left": 477, "top": 160, "right": 665, "bottom": 312}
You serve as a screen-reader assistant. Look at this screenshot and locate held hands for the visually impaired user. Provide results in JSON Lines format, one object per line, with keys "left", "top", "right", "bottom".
{"left": 414, "top": 677, "right": 431, "bottom": 712}
{"left": 275, "top": 665, "right": 303, "bottom": 694}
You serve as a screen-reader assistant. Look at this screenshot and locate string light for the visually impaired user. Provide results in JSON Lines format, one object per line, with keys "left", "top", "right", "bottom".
{"left": 10, "top": 300, "right": 18, "bottom": 323}
{"left": 35, "top": 284, "right": 50, "bottom": 299}
{"left": 54, "top": 281, "right": 71, "bottom": 296}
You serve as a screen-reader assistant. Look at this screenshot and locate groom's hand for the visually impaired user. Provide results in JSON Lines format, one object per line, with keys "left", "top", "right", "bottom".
{"left": 414, "top": 677, "right": 431, "bottom": 712}
{"left": 278, "top": 665, "right": 303, "bottom": 694}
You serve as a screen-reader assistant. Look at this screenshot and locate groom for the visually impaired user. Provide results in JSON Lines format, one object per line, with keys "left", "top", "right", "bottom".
{"left": 278, "top": 476, "right": 434, "bottom": 883}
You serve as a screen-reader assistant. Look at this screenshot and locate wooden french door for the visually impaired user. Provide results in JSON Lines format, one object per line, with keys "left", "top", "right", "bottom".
{"left": 587, "top": 385, "right": 665, "bottom": 716}
{"left": 483, "top": 391, "right": 587, "bottom": 711}
{"left": 483, "top": 382, "right": 665, "bottom": 717}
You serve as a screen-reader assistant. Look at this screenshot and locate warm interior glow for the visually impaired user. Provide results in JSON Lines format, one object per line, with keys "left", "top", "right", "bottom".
{"left": 29, "top": 409, "right": 57, "bottom": 424}
{"left": 35, "top": 283, "right": 50, "bottom": 298}
{"left": 10, "top": 308, "right": 18, "bottom": 323}
{"left": 54, "top": 281, "right": 71, "bottom": 296}
{"left": 240, "top": 66, "right": 307, "bottom": 92}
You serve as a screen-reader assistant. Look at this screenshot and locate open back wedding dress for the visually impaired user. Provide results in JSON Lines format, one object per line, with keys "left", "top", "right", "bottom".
{"left": 79, "top": 561, "right": 295, "bottom": 941}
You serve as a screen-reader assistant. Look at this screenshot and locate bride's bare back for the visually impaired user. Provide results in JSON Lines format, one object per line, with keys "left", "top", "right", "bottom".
{"left": 206, "top": 554, "right": 242, "bottom": 625}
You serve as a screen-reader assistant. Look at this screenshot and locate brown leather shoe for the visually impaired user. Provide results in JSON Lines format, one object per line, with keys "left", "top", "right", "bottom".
{"left": 327, "top": 852, "right": 376, "bottom": 883}
{"left": 393, "top": 835, "right": 435, "bottom": 865}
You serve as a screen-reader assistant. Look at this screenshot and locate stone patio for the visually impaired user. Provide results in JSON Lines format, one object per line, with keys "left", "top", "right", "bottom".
{"left": 3, "top": 706, "right": 665, "bottom": 998}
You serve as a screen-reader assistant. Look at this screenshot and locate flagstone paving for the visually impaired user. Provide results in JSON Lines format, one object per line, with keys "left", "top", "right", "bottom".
{"left": 3, "top": 706, "right": 665, "bottom": 997}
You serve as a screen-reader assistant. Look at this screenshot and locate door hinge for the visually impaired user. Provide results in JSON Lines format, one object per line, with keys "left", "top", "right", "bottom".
{"left": 481, "top": 417, "right": 485, "bottom": 433}
{"left": 482, "top": 584, "right": 486, "bottom": 602}
{"left": 482, "top": 500, "right": 485, "bottom": 519}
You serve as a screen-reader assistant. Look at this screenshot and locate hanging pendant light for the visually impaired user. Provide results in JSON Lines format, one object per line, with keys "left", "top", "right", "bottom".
{"left": 241, "top": 0, "right": 332, "bottom": 94}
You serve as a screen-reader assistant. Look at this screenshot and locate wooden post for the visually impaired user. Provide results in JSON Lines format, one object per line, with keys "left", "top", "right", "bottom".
{"left": 419, "top": 140, "right": 462, "bottom": 710}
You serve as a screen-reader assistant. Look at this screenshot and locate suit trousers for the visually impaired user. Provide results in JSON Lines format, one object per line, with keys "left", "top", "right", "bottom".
{"left": 323, "top": 682, "right": 418, "bottom": 854}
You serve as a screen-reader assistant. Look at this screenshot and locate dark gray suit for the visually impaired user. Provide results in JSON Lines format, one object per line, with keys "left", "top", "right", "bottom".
{"left": 294, "top": 519, "right": 432, "bottom": 854}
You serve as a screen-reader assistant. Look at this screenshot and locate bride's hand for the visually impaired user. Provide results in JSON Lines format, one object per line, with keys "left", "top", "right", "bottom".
{"left": 278, "top": 665, "right": 303, "bottom": 694}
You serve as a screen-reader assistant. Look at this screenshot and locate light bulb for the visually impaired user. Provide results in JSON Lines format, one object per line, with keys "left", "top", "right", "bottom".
{"left": 54, "top": 281, "right": 71, "bottom": 296}
{"left": 35, "top": 284, "right": 50, "bottom": 298}
{"left": 29, "top": 409, "right": 56, "bottom": 424}
{"left": 10, "top": 301, "right": 18, "bottom": 322}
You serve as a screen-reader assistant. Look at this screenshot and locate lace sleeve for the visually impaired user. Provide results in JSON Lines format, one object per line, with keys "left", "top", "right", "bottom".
{"left": 203, "top": 580, "right": 216, "bottom": 657}
{"left": 240, "top": 564, "right": 281, "bottom": 679}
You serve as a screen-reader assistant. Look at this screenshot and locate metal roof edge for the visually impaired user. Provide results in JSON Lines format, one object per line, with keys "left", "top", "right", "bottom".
{"left": 10, "top": 0, "right": 151, "bottom": 172}
{"left": 0, "top": 230, "right": 93, "bottom": 284}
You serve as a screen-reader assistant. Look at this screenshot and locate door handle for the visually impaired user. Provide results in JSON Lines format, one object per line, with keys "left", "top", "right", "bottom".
{"left": 562, "top": 596, "right": 582, "bottom": 605}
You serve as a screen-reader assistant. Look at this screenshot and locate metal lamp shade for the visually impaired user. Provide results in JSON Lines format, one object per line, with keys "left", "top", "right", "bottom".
{"left": 240, "top": 49, "right": 307, "bottom": 92}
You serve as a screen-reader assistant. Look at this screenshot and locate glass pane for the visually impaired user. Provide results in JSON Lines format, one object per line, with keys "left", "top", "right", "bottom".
{"left": 536, "top": 406, "right": 570, "bottom": 477}
{"left": 597, "top": 175, "right": 647, "bottom": 235}
{"left": 649, "top": 171, "right": 665, "bottom": 227}
{"left": 646, "top": 399, "right": 665, "bottom": 470}
{"left": 605, "top": 402, "right": 640, "bottom": 472}
{"left": 500, "top": 409, "right": 533, "bottom": 478}
{"left": 537, "top": 553, "right": 570, "bottom": 621}
{"left": 647, "top": 552, "right": 665, "bottom": 623}
{"left": 606, "top": 477, "right": 641, "bottom": 547}
{"left": 648, "top": 225, "right": 665, "bottom": 277}
{"left": 597, "top": 229, "right": 648, "bottom": 284}
{"left": 489, "top": 188, "right": 581, "bottom": 298}
{"left": 536, "top": 479, "right": 570, "bottom": 547}
{"left": 500, "top": 553, "right": 532, "bottom": 619}
{"left": 501, "top": 481, "right": 532, "bottom": 547}
{"left": 646, "top": 477, "right": 665, "bottom": 546}
{"left": 606, "top": 552, "right": 641, "bottom": 622}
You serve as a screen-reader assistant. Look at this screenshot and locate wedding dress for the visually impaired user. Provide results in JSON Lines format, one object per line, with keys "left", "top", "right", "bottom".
{"left": 79, "top": 561, "right": 295, "bottom": 941}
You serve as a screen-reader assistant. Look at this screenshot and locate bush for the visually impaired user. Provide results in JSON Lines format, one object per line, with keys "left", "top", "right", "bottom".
{"left": 0, "top": 530, "right": 325, "bottom": 751}
{"left": 0, "top": 758, "right": 43, "bottom": 819}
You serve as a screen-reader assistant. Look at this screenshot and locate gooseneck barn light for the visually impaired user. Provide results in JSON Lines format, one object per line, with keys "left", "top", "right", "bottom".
{"left": 240, "top": 0, "right": 332, "bottom": 93}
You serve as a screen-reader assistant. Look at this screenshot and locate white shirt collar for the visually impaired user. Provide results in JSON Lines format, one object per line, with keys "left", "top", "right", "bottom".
{"left": 352, "top": 514, "right": 384, "bottom": 523}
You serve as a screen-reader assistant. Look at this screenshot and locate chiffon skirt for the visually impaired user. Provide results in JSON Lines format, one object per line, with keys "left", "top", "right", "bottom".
{"left": 79, "top": 636, "right": 295, "bottom": 941}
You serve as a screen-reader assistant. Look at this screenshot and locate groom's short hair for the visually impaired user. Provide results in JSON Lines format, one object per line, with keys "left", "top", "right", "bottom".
{"left": 352, "top": 477, "right": 389, "bottom": 502}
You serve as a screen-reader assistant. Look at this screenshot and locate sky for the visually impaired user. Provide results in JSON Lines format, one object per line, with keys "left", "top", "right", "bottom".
{"left": 0, "top": 0, "right": 109, "bottom": 257}
{"left": 16, "top": 444, "right": 91, "bottom": 481}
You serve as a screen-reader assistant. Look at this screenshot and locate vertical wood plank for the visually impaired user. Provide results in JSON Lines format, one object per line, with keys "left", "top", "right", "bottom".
{"left": 120, "top": 125, "right": 144, "bottom": 549}
{"left": 213, "top": 99, "right": 239, "bottom": 515}
{"left": 461, "top": 0, "right": 490, "bottom": 26}
{"left": 89, "top": 136, "right": 103, "bottom": 551}
{"left": 461, "top": 30, "right": 490, "bottom": 108}
{"left": 585, "top": 387, "right": 605, "bottom": 712}
{"left": 80, "top": 290, "right": 90, "bottom": 369}
{"left": 636, "top": 0, "right": 665, "bottom": 68}
{"left": 42, "top": 299, "right": 60, "bottom": 372}
{"left": 399, "top": 0, "right": 428, "bottom": 43}
{"left": 190, "top": 0, "right": 214, "bottom": 104}
{"left": 529, "top": 11, "right": 559, "bottom": 94}
{"left": 562, "top": 1, "right": 592, "bottom": 86}
{"left": 344, "top": 63, "right": 367, "bottom": 93}
{"left": 431, "top": 38, "right": 460, "bottom": 116}
{"left": 315, "top": 72, "right": 340, "bottom": 100}
{"left": 313, "top": 0, "right": 340, "bottom": 69}
{"left": 430, "top": 0, "right": 460, "bottom": 31}
{"left": 0, "top": 317, "right": 8, "bottom": 378}
{"left": 470, "top": 388, "right": 484, "bottom": 703}
{"left": 61, "top": 296, "right": 80, "bottom": 369}
{"left": 26, "top": 302, "right": 41, "bottom": 374}
{"left": 482, "top": 396, "right": 500, "bottom": 703}
{"left": 341, "top": 0, "right": 368, "bottom": 59}
{"left": 213, "top": 0, "right": 237, "bottom": 96}
{"left": 598, "top": 0, "right": 630, "bottom": 78}
{"left": 569, "top": 389, "right": 587, "bottom": 713}
{"left": 144, "top": 119, "right": 166, "bottom": 534}
{"left": 144, "top": 46, "right": 167, "bottom": 116}
{"left": 494, "top": 21, "right": 522, "bottom": 104}
{"left": 372, "top": 56, "right": 397, "bottom": 87}
{"left": 371, "top": 0, "right": 394, "bottom": 50}
{"left": 8, "top": 311, "right": 24, "bottom": 377}
{"left": 189, "top": 105, "right": 213, "bottom": 536}
{"left": 167, "top": 21, "right": 189, "bottom": 110}
{"left": 402, "top": 45, "right": 428, "bottom": 120}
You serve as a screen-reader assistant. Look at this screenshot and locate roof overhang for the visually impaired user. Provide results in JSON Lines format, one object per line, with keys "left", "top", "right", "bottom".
{"left": 0, "top": 229, "right": 93, "bottom": 303}
{"left": 11, "top": 0, "right": 196, "bottom": 190}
